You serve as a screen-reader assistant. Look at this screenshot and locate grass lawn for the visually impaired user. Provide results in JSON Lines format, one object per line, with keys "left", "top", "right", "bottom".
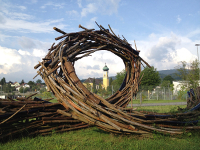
{"left": 1, "top": 126, "right": 199, "bottom": 150}
{"left": 1, "top": 105, "right": 200, "bottom": 150}
{"left": 33, "top": 93, "right": 58, "bottom": 103}
{"left": 129, "top": 99, "right": 186, "bottom": 104}
{"left": 135, "top": 105, "right": 187, "bottom": 113}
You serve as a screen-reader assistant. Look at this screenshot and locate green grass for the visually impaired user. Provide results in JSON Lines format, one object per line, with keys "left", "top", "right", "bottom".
{"left": 33, "top": 93, "right": 58, "bottom": 103}
{"left": 135, "top": 105, "right": 187, "bottom": 113}
{"left": 130, "top": 99, "right": 186, "bottom": 104}
{"left": 1, "top": 104, "right": 199, "bottom": 149}
{"left": 1, "top": 127, "right": 200, "bottom": 150}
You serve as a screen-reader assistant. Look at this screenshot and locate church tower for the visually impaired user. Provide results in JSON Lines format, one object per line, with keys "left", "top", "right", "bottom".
{"left": 103, "top": 63, "right": 109, "bottom": 90}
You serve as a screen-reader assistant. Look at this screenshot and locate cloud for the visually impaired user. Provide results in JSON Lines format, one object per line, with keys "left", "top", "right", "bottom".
{"left": 81, "top": 0, "right": 121, "bottom": 17}
{"left": 177, "top": 15, "right": 181, "bottom": 23}
{"left": 18, "top": 36, "right": 36, "bottom": 49}
{"left": 0, "top": 46, "right": 45, "bottom": 82}
{"left": 0, "top": 13, "right": 6, "bottom": 24}
{"left": 77, "top": 0, "right": 82, "bottom": 8}
{"left": 81, "top": 3, "right": 96, "bottom": 17}
{"left": 85, "top": 65, "right": 100, "bottom": 70}
{"left": 131, "top": 32, "right": 197, "bottom": 70}
{"left": 40, "top": 2, "right": 65, "bottom": 9}
{"left": 66, "top": 10, "right": 79, "bottom": 17}
{"left": 85, "top": 17, "right": 97, "bottom": 28}
{"left": 31, "top": 0, "right": 37, "bottom": 4}
{"left": 18, "top": 5, "right": 26, "bottom": 11}
{"left": 32, "top": 49, "right": 46, "bottom": 58}
{"left": 0, "top": 18, "right": 66, "bottom": 33}
{"left": 187, "top": 28, "right": 200, "bottom": 38}
{"left": 0, "top": 1, "right": 66, "bottom": 33}
{"left": 16, "top": 36, "right": 51, "bottom": 54}
{"left": 18, "top": 49, "right": 31, "bottom": 56}
{"left": 148, "top": 33, "right": 180, "bottom": 61}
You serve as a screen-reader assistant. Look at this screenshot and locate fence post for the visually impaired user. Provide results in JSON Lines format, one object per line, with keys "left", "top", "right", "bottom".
{"left": 164, "top": 87, "right": 165, "bottom": 100}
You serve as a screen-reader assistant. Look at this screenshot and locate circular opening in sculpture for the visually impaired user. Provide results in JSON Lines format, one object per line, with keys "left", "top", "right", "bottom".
{"left": 74, "top": 50, "right": 125, "bottom": 97}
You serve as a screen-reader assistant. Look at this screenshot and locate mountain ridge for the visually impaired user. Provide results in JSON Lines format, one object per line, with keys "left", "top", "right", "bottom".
{"left": 80, "top": 69, "right": 181, "bottom": 82}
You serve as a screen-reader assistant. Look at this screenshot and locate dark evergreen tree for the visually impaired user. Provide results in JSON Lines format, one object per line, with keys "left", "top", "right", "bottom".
{"left": 20, "top": 79, "right": 25, "bottom": 85}
{"left": 0, "top": 77, "right": 6, "bottom": 85}
{"left": 92, "top": 78, "right": 97, "bottom": 94}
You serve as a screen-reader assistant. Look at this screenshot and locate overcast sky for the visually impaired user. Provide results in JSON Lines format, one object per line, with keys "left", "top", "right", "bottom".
{"left": 0, "top": 0, "right": 200, "bottom": 83}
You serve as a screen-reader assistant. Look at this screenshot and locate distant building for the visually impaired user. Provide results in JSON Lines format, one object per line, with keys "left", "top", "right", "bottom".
{"left": 11, "top": 82, "right": 20, "bottom": 87}
{"left": 16, "top": 86, "right": 21, "bottom": 91}
{"left": 16, "top": 83, "right": 30, "bottom": 91}
{"left": 173, "top": 80, "right": 200, "bottom": 95}
{"left": 103, "top": 63, "right": 109, "bottom": 90}
{"left": 82, "top": 63, "right": 110, "bottom": 90}
{"left": 21, "top": 83, "right": 30, "bottom": 88}
{"left": 83, "top": 78, "right": 102, "bottom": 90}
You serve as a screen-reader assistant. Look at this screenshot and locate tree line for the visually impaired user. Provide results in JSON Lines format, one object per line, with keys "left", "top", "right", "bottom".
{"left": 0, "top": 78, "right": 46, "bottom": 94}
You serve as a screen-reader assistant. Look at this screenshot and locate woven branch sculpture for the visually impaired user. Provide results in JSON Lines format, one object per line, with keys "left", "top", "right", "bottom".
{"left": 34, "top": 23, "right": 200, "bottom": 135}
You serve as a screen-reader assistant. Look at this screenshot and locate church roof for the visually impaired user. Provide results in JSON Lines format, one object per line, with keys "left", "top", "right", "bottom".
{"left": 103, "top": 64, "right": 109, "bottom": 71}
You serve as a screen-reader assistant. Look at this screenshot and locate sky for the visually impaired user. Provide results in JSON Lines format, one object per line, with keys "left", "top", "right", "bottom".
{"left": 0, "top": 0, "right": 200, "bottom": 83}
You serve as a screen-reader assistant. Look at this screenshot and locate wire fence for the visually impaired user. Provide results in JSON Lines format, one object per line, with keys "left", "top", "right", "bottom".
{"left": 136, "top": 86, "right": 188, "bottom": 101}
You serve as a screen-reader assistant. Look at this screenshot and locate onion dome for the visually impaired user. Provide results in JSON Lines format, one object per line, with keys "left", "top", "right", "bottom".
{"left": 103, "top": 63, "right": 109, "bottom": 71}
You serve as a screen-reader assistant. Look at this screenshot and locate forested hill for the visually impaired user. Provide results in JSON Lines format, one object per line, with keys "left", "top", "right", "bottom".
{"left": 158, "top": 69, "right": 181, "bottom": 80}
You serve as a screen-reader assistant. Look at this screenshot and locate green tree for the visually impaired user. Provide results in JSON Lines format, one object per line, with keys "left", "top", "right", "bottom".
{"left": 112, "top": 69, "right": 126, "bottom": 91}
{"left": 97, "top": 83, "right": 103, "bottom": 96}
{"left": 109, "top": 77, "right": 113, "bottom": 85}
{"left": 175, "top": 59, "right": 199, "bottom": 89}
{"left": 42, "top": 91, "right": 52, "bottom": 98}
{"left": 19, "top": 87, "right": 24, "bottom": 93}
{"left": 0, "top": 77, "right": 6, "bottom": 85}
{"left": 85, "top": 82, "right": 91, "bottom": 91}
{"left": 32, "top": 84, "right": 40, "bottom": 92}
{"left": 163, "top": 75, "right": 174, "bottom": 84}
{"left": 28, "top": 81, "right": 35, "bottom": 87}
{"left": 175, "top": 61, "right": 188, "bottom": 81}
{"left": 40, "top": 87, "right": 46, "bottom": 93}
{"left": 20, "top": 79, "right": 25, "bottom": 85}
{"left": 24, "top": 87, "right": 29, "bottom": 93}
{"left": 92, "top": 78, "right": 97, "bottom": 94}
{"left": 161, "top": 80, "right": 171, "bottom": 88}
{"left": 36, "top": 79, "right": 42, "bottom": 84}
{"left": 187, "top": 59, "right": 199, "bottom": 89}
{"left": 19, "top": 87, "right": 29, "bottom": 93}
{"left": 3, "top": 83, "right": 13, "bottom": 93}
{"left": 140, "top": 66, "right": 161, "bottom": 91}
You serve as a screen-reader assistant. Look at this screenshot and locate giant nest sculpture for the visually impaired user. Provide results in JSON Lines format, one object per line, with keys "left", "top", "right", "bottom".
{"left": 34, "top": 23, "right": 200, "bottom": 135}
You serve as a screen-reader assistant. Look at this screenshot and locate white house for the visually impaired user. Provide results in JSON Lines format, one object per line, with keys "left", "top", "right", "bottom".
{"left": 16, "top": 83, "right": 30, "bottom": 91}
{"left": 173, "top": 81, "right": 200, "bottom": 95}
{"left": 22, "top": 83, "right": 30, "bottom": 88}
{"left": 11, "top": 82, "right": 20, "bottom": 87}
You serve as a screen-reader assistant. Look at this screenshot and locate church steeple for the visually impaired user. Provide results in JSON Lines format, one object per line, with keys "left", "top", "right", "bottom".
{"left": 103, "top": 63, "right": 109, "bottom": 90}
{"left": 103, "top": 63, "right": 109, "bottom": 71}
